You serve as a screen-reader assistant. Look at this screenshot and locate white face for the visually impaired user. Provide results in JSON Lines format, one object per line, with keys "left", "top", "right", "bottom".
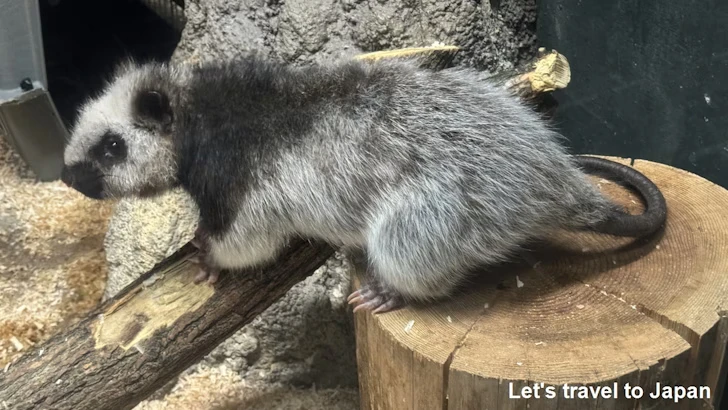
{"left": 62, "top": 63, "right": 179, "bottom": 199}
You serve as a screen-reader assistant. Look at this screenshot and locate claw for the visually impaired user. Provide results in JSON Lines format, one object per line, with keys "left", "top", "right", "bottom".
{"left": 191, "top": 237, "right": 205, "bottom": 249}
{"left": 193, "top": 267, "right": 221, "bottom": 285}
{"left": 349, "top": 283, "right": 405, "bottom": 314}
{"left": 347, "top": 290, "right": 362, "bottom": 302}
{"left": 353, "top": 295, "right": 385, "bottom": 312}
{"left": 347, "top": 288, "right": 375, "bottom": 304}
{"left": 372, "top": 298, "right": 403, "bottom": 314}
{"left": 207, "top": 269, "right": 220, "bottom": 284}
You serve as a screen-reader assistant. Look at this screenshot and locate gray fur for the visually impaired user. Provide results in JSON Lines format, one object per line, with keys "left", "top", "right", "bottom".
{"left": 64, "top": 56, "right": 616, "bottom": 306}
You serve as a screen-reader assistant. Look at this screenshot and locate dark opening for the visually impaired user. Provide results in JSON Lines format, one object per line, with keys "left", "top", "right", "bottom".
{"left": 39, "top": 0, "right": 184, "bottom": 127}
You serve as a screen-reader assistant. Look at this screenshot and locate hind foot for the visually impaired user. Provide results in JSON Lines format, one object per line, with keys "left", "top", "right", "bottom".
{"left": 347, "top": 283, "right": 405, "bottom": 314}
{"left": 189, "top": 226, "right": 222, "bottom": 284}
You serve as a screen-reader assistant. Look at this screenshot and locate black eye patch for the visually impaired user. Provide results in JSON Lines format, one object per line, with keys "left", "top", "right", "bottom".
{"left": 90, "top": 131, "right": 127, "bottom": 166}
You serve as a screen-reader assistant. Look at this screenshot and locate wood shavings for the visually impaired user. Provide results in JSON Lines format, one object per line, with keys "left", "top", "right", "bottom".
{"left": 0, "top": 320, "right": 49, "bottom": 364}
{"left": 8, "top": 337, "right": 23, "bottom": 351}
{"left": 446, "top": 316, "right": 452, "bottom": 323}
{"left": 0, "top": 135, "right": 110, "bottom": 367}
{"left": 135, "top": 364, "right": 358, "bottom": 410}
{"left": 404, "top": 320, "right": 415, "bottom": 333}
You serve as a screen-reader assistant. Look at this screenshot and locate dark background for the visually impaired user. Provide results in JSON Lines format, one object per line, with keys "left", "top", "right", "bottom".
{"left": 538, "top": 0, "right": 728, "bottom": 189}
{"left": 40, "top": 0, "right": 180, "bottom": 127}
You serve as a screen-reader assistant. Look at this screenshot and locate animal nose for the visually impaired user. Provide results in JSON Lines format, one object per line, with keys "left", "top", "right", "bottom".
{"left": 60, "top": 162, "right": 105, "bottom": 199}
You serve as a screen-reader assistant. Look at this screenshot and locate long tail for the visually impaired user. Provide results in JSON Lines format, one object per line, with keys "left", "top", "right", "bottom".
{"left": 575, "top": 156, "right": 667, "bottom": 237}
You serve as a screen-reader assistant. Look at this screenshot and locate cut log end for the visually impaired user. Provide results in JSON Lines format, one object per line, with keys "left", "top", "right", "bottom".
{"left": 505, "top": 49, "right": 572, "bottom": 99}
{"left": 354, "top": 158, "right": 728, "bottom": 410}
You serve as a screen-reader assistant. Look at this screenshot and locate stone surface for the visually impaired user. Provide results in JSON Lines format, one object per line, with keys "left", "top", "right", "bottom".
{"left": 202, "top": 253, "right": 356, "bottom": 388}
{"left": 172, "top": 0, "right": 537, "bottom": 72}
{"left": 103, "top": 188, "right": 198, "bottom": 299}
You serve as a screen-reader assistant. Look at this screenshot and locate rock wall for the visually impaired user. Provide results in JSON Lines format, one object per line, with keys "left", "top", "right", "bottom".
{"left": 173, "top": 0, "right": 537, "bottom": 71}
{"left": 102, "top": 0, "right": 538, "bottom": 406}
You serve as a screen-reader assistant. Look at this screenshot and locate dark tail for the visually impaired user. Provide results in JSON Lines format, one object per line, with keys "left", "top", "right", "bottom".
{"left": 575, "top": 156, "right": 667, "bottom": 237}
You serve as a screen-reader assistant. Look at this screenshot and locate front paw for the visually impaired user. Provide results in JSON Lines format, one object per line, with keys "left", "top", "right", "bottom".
{"left": 188, "top": 234, "right": 220, "bottom": 285}
{"left": 189, "top": 253, "right": 221, "bottom": 284}
{"left": 191, "top": 225, "right": 210, "bottom": 251}
{"left": 188, "top": 225, "right": 220, "bottom": 283}
{"left": 194, "top": 264, "right": 221, "bottom": 284}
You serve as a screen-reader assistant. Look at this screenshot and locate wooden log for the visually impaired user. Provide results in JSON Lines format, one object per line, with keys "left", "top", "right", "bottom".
{"left": 355, "top": 45, "right": 572, "bottom": 98}
{"left": 353, "top": 158, "right": 728, "bottom": 410}
{"left": 354, "top": 45, "right": 461, "bottom": 70}
{"left": 0, "top": 240, "right": 334, "bottom": 410}
{"left": 0, "top": 47, "right": 572, "bottom": 410}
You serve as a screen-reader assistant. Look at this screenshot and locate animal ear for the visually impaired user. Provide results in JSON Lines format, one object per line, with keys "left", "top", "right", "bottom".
{"left": 133, "top": 89, "right": 173, "bottom": 130}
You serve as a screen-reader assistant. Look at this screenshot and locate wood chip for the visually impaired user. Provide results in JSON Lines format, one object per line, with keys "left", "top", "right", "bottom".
{"left": 404, "top": 320, "right": 414, "bottom": 334}
{"left": 9, "top": 337, "right": 23, "bottom": 351}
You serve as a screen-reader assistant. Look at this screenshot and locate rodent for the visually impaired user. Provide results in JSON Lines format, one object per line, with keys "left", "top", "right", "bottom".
{"left": 60, "top": 55, "right": 667, "bottom": 313}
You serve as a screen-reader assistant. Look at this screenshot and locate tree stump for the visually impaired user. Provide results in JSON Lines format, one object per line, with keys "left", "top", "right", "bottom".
{"left": 353, "top": 157, "right": 728, "bottom": 410}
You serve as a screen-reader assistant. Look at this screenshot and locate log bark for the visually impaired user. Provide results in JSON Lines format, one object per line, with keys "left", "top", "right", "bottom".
{"left": 354, "top": 158, "right": 728, "bottom": 410}
{"left": 0, "top": 240, "right": 334, "bottom": 410}
{"left": 0, "top": 47, "right": 571, "bottom": 410}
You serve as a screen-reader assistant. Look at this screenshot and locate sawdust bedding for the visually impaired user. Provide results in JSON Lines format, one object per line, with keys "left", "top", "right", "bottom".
{"left": 0, "top": 135, "right": 113, "bottom": 368}
{"left": 136, "top": 365, "right": 358, "bottom": 410}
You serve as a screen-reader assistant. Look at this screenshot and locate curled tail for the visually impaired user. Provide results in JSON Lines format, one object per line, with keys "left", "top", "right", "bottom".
{"left": 576, "top": 156, "right": 667, "bottom": 237}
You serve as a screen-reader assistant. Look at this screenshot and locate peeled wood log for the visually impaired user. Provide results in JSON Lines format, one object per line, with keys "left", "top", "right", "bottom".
{"left": 353, "top": 158, "right": 728, "bottom": 410}
{"left": 0, "top": 240, "right": 334, "bottom": 410}
{"left": 0, "top": 47, "right": 572, "bottom": 410}
{"left": 355, "top": 46, "right": 572, "bottom": 98}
